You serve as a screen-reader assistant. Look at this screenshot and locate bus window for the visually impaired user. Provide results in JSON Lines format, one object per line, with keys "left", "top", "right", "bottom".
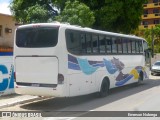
{"left": 66, "top": 30, "right": 81, "bottom": 54}
{"left": 139, "top": 41, "right": 143, "bottom": 53}
{"left": 135, "top": 40, "right": 140, "bottom": 53}
{"left": 86, "top": 34, "right": 92, "bottom": 54}
{"left": 122, "top": 38, "right": 128, "bottom": 53}
{"left": 16, "top": 27, "right": 58, "bottom": 47}
{"left": 117, "top": 38, "right": 122, "bottom": 53}
{"left": 143, "top": 41, "right": 148, "bottom": 51}
{"left": 128, "top": 40, "right": 132, "bottom": 53}
{"left": 143, "top": 41, "right": 151, "bottom": 67}
{"left": 92, "top": 34, "right": 99, "bottom": 54}
{"left": 131, "top": 40, "right": 136, "bottom": 53}
{"left": 112, "top": 37, "right": 118, "bottom": 53}
{"left": 106, "top": 36, "right": 112, "bottom": 53}
{"left": 80, "top": 33, "right": 86, "bottom": 54}
{"left": 99, "top": 35, "right": 106, "bottom": 54}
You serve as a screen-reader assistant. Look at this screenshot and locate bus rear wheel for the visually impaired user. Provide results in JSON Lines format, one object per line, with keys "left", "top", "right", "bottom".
{"left": 98, "top": 78, "right": 109, "bottom": 97}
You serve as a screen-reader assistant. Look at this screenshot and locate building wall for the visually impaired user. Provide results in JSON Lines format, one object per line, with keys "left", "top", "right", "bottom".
{"left": 0, "top": 13, "right": 15, "bottom": 96}
{"left": 139, "top": 0, "right": 160, "bottom": 29}
{"left": 0, "top": 13, "right": 17, "bottom": 47}
{"left": 0, "top": 56, "right": 14, "bottom": 96}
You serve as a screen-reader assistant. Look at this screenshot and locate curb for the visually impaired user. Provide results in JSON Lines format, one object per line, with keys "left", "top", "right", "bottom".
{"left": 0, "top": 96, "right": 46, "bottom": 109}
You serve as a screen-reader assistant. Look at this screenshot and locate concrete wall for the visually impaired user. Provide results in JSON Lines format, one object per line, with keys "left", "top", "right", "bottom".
{"left": 0, "top": 56, "right": 14, "bottom": 96}
{"left": 0, "top": 13, "right": 17, "bottom": 47}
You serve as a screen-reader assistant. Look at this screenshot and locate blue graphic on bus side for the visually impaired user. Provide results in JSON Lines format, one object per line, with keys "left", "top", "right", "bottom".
{"left": 68, "top": 54, "right": 148, "bottom": 87}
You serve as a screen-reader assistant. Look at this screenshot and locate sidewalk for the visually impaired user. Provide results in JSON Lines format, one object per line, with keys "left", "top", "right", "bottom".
{"left": 0, "top": 94, "right": 40, "bottom": 109}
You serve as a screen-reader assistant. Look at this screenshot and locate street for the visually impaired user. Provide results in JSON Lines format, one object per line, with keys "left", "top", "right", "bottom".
{"left": 0, "top": 75, "right": 160, "bottom": 120}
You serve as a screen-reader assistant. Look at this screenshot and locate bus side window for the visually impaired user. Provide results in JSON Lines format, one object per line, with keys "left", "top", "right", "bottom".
{"left": 117, "top": 38, "right": 122, "bottom": 53}
{"left": 86, "top": 33, "right": 92, "bottom": 54}
{"left": 106, "top": 36, "right": 112, "bottom": 53}
{"left": 143, "top": 41, "right": 150, "bottom": 60}
{"left": 128, "top": 40, "right": 132, "bottom": 53}
{"left": 66, "top": 30, "right": 81, "bottom": 54}
{"left": 112, "top": 37, "right": 118, "bottom": 53}
{"left": 122, "top": 38, "right": 128, "bottom": 53}
{"left": 80, "top": 33, "right": 86, "bottom": 54}
{"left": 135, "top": 40, "right": 140, "bottom": 53}
{"left": 139, "top": 41, "right": 143, "bottom": 53}
{"left": 131, "top": 40, "right": 136, "bottom": 53}
{"left": 143, "top": 41, "right": 148, "bottom": 51}
{"left": 92, "top": 34, "right": 99, "bottom": 54}
{"left": 99, "top": 35, "right": 106, "bottom": 54}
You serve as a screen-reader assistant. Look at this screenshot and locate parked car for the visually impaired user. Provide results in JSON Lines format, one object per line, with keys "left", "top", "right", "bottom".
{"left": 151, "top": 61, "right": 160, "bottom": 75}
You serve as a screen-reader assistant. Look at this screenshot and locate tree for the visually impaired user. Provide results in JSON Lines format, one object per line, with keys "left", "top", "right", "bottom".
{"left": 10, "top": 0, "right": 94, "bottom": 26}
{"left": 79, "top": 0, "right": 147, "bottom": 34}
{"left": 52, "top": 0, "right": 67, "bottom": 11}
{"left": 55, "top": 0, "right": 95, "bottom": 27}
{"left": 10, "top": 0, "right": 147, "bottom": 33}
{"left": 137, "top": 25, "right": 160, "bottom": 53}
{"left": 10, "top": 0, "right": 58, "bottom": 23}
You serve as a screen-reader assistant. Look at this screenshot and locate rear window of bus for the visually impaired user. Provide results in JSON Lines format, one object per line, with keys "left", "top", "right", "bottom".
{"left": 16, "top": 27, "right": 59, "bottom": 48}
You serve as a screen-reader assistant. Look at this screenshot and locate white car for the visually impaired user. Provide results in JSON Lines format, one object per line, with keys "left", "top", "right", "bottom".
{"left": 151, "top": 61, "right": 160, "bottom": 75}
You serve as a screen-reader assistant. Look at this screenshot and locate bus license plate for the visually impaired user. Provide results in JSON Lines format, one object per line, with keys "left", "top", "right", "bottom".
{"left": 32, "top": 83, "right": 40, "bottom": 87}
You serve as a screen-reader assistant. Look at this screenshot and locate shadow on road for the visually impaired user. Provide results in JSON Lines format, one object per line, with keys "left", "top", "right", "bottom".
{"left": 20, "top": 78, "right": 160, "bottom": 112}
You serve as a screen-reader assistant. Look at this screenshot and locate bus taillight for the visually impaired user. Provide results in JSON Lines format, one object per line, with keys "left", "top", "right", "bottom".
{"left": 58, "top": 74, "right": 64, "bottom": 84}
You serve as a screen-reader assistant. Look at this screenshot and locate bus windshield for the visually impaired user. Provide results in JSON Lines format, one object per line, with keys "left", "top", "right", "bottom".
{"left": 16, "top": 27, "right": 59, "bottom": 48}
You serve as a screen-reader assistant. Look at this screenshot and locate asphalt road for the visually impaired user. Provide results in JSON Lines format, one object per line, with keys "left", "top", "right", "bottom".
{"left": 0, "top": 75, "right": 160, "bottom": 120}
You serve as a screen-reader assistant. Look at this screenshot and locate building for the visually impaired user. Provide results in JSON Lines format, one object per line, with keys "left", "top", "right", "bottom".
{"left": 139, "top": 0, "right": 160, "bottom": 29}
{"left": 0, "top": 13, "right": 16, "bottom": 96}
{"left": 0, "top": 13, "right": 17, "bottom": 48}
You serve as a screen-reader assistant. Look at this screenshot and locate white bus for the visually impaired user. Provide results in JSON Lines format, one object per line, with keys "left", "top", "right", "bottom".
{"left": 14, "top": 23, "right": 151, "bottom": 97}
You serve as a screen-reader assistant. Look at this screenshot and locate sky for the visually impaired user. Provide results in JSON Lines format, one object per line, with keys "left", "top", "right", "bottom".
{"left": 0, "top": 0, "right": 12, "bottom": 15}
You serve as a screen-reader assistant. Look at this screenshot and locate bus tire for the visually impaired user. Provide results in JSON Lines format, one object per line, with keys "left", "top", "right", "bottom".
{"left": 137, "top": 71, "right": 143, "bottom": 85}
{"left": 151, "top": 72, "right": 154, "bottom": 76}
{"left": 98, "top": 78, "right": 110, "bottom": 97}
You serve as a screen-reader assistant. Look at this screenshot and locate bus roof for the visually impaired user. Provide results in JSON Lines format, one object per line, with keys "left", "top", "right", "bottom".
{"left": 17, "top": 22, "right": 146, "bottom": 41}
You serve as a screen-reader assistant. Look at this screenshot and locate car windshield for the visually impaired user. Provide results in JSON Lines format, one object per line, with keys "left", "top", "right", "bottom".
{"left": 154, "top": 62, "right": 160, "bottom": 66}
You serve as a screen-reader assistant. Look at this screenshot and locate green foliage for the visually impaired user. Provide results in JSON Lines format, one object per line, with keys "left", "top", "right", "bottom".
{"left": 152, "top": 26, "right": 160, "bottom": 53}
{"left": 26, "top": 4, "right": 49, "bottom": 23}
{"left": 10, "top": 0, "right": 146, "bottom": 33}
{"left": 79, "top": 0, "right": 105, "bottom": 10}
{"left": 144, "top": 29, "right": 152, "bottom": 47}
{"left": 10, "top": 0, "right": 56, "bottom": 23}
{"left": 96, "top": 0, "right": 147, "bottom": 33}
{"left": 52, "top": 0, "right": 67, "bottom": 11}
{"left": 56, "top": 0, "right": 95, "bottom": 27}
{"left": 142, "top": 25, "right": 160, "bottom": 53}
{"left": 79, "top": 0, "right": 147, "bottom": 33}
{"left": 10, "top": 0, "right": 95, "bottom": 26}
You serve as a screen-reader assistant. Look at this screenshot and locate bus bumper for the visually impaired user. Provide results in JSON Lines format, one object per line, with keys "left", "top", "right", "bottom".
{"left": 14, "top": 83, "right": 65, "bottom": 97}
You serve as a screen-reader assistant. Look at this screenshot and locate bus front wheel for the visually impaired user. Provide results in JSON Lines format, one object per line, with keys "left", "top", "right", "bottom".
{"left": 98, "top": 78, "right": 110, "bottom": 97}
{"left": 137, "top": 72, "right": 143, "bottom": 85}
